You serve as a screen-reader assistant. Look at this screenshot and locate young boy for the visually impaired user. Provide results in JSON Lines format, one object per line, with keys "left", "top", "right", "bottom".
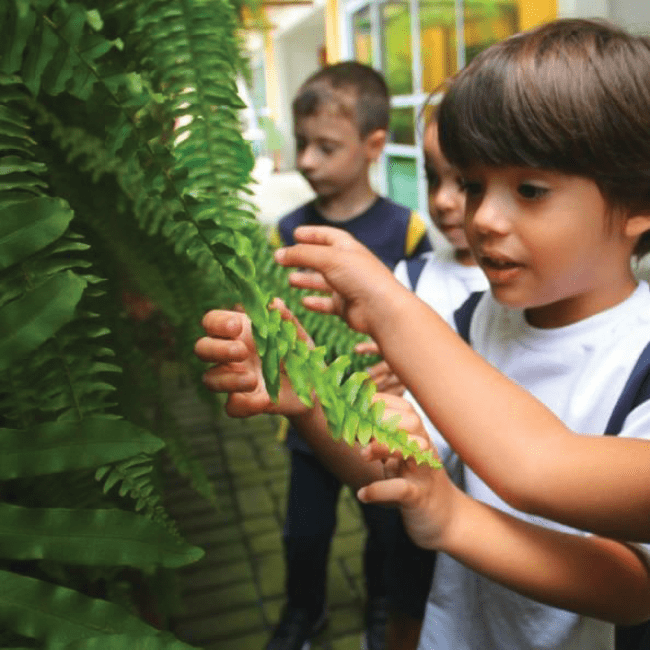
{"left": 266, "top": 61, "right": 431, "bottom": 650}
{"left": 196, "top": 20, "right": 650, "bottom": 650}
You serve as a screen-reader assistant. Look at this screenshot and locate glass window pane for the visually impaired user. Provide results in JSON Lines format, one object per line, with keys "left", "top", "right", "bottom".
{"left": 389, "top": 107, "right": 415, "bottom": 145}
{"left": 387, "top": 156, "right": 418, "bottom": 211}
{"left": 419, "top": 0, "right": 457, "bottom": 93}
{"left": 464, "top": 1, "right": 519, "bottom": 64}
{"left": 353, "top": 7, "right": 373, "bottom": 66}
{"left": 381, "top": 1, "right": 413, "bottom": 95}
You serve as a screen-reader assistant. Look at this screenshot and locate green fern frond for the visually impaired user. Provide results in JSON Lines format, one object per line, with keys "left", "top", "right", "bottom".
{"left": 0, "top": 569, "right": 170, "bottom": 645}
{"left": 0, "top": 62, "right": 203, "bottom": 646}
{"left": 0, "top": 0, "right": 122, "bottom": 99}
{"left": 0, "top": 502, "right": 203, "bottom": 568}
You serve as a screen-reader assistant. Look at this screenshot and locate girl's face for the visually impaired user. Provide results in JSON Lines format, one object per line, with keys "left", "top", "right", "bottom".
{"left": 423, "top": 122, "right": 474, "bottom": 265}
{"left": 462, "top": 165, "right": 640, "bottom": 328}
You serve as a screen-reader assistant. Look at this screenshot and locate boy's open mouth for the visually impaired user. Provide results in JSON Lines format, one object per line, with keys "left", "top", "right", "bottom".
{"left": 481, "top": 255, "right": 521, "bottom": 270}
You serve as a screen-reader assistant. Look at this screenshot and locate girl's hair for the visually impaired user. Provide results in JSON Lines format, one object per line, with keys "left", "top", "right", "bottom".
{"left": 438, "top": 19, "right": 650, "bottom": 254}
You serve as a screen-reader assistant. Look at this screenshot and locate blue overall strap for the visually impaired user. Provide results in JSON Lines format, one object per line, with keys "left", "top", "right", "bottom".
{"left": 604, "top": 340, "right": 650, "bottom": 435}
{"left": 453, "top": 292, "right": 485, "bottom": 343}
{"left": 406, "top": 255, "right": 428, "bottom": 291}
{"left": 603, "top": 340, "right": 650, "bottom": 650}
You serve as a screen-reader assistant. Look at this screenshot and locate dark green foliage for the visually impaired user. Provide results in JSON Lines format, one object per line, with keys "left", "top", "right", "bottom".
{"left": 0, "top": 0, "right": 438, "bottom": 647}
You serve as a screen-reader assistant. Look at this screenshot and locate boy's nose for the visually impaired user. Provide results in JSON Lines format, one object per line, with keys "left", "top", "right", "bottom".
{"left": 296, "top": 147, "right": 318, "bottom": 173}
{"left": 468, "top": 196, "right": 510, "bottom": 236}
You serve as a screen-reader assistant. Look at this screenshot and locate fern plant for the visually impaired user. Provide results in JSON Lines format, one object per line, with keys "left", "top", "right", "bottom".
{"left": 0, "top": 0, "right": 439, "bottom": 645}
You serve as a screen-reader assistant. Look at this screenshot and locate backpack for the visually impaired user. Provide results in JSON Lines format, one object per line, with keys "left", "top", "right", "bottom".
{"left": 453, "top": 291, "right": 650, "bottom": 650}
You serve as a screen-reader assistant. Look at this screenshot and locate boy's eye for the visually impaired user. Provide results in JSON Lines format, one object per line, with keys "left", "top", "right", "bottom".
{"left": 518, "top": 183, "right": 548, "bottom": 200}
{"left": 295, "top": 138, "right": 306, "bottom": 151}
{"left": 320, "top": 144, "right": 336, "bottom": 155}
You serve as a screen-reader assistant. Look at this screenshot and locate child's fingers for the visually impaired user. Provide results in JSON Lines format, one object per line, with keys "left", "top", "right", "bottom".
{"left": 275, "top": 241, "right": 342, "bottom": 275}
{"left": 225, "top": 391, "right": 274, "bottom": 418}
{"left": 287, "top": 271, "right": 332, "bottom": 293}
{"left": 202, "top": 362, "right": 258, "bottom": 393}
{"left": 357, "top": 477, "right": 420, "bottom": 507}
{"left": 201, "top": 309, "right": 246, "bottom": 337}
{"left": 354, "top": 340, "right": 380, "bottom": 355}
{"left": 292, "top": 225, "right": 358, "bottom": 247}
{"left": 302, "top": 295, "right": 337, "bottom": 314}
{"left": 194, "top": 336, "right": 249, "bottom": 363}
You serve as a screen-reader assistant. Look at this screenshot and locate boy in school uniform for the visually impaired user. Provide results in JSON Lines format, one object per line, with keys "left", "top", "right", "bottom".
{"left": 267, "top": 61, "right": 431, "bottom": 650}
{"left": 197, "top": 20, "right": 650, "bottom": 650}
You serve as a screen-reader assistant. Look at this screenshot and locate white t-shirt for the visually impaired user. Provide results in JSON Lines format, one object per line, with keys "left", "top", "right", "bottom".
{"left": 394, "top": 247, "right": 488, "bottom": 327}
{"left": 394, "top": 248, "right": 488, "bottom": 479}
{"left": 419, "top": 282, "right": 650, "bottom": 650}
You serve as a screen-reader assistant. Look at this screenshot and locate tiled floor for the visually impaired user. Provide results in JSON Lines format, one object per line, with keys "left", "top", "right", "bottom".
{"left": 161, "top": 364, "right": 370, "bottom": 650}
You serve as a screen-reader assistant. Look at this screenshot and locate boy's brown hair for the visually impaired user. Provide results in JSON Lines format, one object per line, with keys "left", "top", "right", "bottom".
{"left": 292, "top": 61, "right": 390, "bottom": 137}
{"left": 437, "top": 19, "right": 650, "bottom": 255}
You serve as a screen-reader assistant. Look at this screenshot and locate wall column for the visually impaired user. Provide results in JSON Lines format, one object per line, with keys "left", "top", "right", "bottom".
{"left": 325, "top": 0, "right": 341, "bottom": 63}
{"left": 264, "top": 28, "right": 281, "bottom": 120}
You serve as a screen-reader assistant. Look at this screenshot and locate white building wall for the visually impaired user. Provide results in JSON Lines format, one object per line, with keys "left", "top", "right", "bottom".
{"left": 559, "top": 0, "right": 650, "bottom": 34}
{"left": 558, "top": 0, "right": 608, "bottom": 19}
{"left": 610, "top": 0, "right": 650, "bottom": 34}
{"left": 273, "top": 7, "right": 326, "bottom": 169}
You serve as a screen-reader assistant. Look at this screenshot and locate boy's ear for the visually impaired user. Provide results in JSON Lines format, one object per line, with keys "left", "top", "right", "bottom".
{"left": 364, "top": 129, "right": 387, "bottom": 163}
{"left": 625, "top": 213, "right": 650, "bottom": 240}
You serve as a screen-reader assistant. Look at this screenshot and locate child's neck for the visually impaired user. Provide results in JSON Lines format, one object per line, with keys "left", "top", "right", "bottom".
{"left": 524, "top": 276, "right": 638, "bottom": 329}
{"left": 314, "top": 182, "right": 377, "bottom": 223}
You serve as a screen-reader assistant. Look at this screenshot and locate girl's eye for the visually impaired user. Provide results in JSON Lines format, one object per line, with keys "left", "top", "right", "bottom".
{"left": 425, "top": 166, "right": 439, "bottom": 188}
{"left": 518, "top": 183, "right": 548, "bottom": 200}
{"left": 460, "top": 180, "right": 482, "bottom": 197}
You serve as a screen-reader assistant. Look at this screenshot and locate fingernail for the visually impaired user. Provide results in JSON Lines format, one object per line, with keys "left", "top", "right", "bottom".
{"left": 274, "top": 249, "right": 285, "bottom": 262}
{"left": 357, "top": 487, "right": 367, "bottom": 502}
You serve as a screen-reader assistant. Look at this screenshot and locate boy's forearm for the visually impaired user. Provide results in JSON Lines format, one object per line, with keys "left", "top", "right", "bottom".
{"left": 368, "top": 291, "right": 650, "bottom": 540}
{"left": 289, "top": 405, "right": 384, "bottom": 490}
{"left": 440, "top": 489, "right": 650, "bottom": 624}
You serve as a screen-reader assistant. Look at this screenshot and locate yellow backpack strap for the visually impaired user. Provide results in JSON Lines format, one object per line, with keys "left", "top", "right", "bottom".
{"left": 405, "top": 210, "right": 428, "bottom": 257}
{"left": 268, "top": 226, "right": 284, "bottom": 249}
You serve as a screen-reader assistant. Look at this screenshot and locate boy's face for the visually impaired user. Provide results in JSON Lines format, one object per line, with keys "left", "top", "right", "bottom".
{"left": 293, "top": 105, "right": 381, "bottom": 200}
{"left": 462, "top": 166, "right": 640, "bottom": 328}
{"left": 423, "top": 122, "right": 473, "bottom": 264}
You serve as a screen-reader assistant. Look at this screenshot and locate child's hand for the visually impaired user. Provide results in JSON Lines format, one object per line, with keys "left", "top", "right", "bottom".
{"left": 355, "top": 340, "right": 405, "bottom": 396}
{"left": 357, "top": 394, "right": 460, "bottom": 551}
{"left": 195, "top": 300, "right": 312, "bottom": 417}
{"left": 274, "top": 226, "right": 407, "bottom": 337}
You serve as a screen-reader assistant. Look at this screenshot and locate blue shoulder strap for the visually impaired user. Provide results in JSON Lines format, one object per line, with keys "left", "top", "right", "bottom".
{"left": 406, "top": 256, "right": 427, "bottom": 291}
{"left": 604, "top": 340, "right": 650, "bottom": 435}
{"left": 453, "top": 292, "right": 485, "bottom": 343}
{"left": 589, "top": 341, "right": 650, "bottom": 650}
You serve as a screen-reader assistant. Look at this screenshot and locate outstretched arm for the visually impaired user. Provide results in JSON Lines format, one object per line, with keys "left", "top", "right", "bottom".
{"left": 275, "top": 225, "right": 650, "bottom": 542}
{"left": 357, "top": 401, "right": 650, "bottom": 625}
